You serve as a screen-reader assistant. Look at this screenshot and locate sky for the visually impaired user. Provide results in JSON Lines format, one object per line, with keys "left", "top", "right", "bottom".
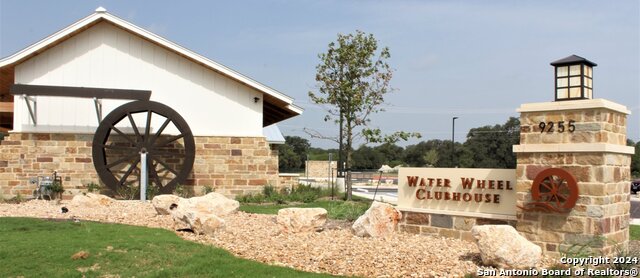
{"left": 1, "top": 1, "right": 638, "bottom": 149}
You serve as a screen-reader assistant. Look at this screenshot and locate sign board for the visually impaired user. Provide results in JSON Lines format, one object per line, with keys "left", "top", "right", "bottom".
{"left": 398, "top": 168, "right": 516, "bottom": 218}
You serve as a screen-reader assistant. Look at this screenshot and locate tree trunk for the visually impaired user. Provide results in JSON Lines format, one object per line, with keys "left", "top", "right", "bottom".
{"left": 345, "top": 124, "right": 353, "bottom": 201}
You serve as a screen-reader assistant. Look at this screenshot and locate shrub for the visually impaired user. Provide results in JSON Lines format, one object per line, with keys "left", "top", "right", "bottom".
{"left": 173, "top": 184, "right": 191, "bottom": 198}
{"left": 86, "top": 182, "right": 102, "bottom": 193}
{"left": 262, "top": 185, "right": 277, "bottom": 197}
{"left": 49, "top": 181, "right": 64, "bottom": 199}
{"left": 236, "top": 193, "right": 265, "bottom": 204}
{"left": 116, "top": 184, "right": 138, "bottom": 200}
{"left": 14, "top": 192, "right": 25, "bottom": 203}
{"left": 202, "top": 185, "right": 215, "bottom": 195}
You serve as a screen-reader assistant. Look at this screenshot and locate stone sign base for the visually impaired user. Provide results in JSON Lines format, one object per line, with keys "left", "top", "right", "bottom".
{"left": 398, "top": 209, "right": 516, "bottom": 241}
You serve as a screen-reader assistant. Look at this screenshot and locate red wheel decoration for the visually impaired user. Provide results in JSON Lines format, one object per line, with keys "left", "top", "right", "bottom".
{"left": 518, "top": 168, "right": 579, "bottom": 213}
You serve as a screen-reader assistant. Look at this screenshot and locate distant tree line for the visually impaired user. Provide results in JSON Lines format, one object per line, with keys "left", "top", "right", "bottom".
{"left": 279, "top": 117, "right": 518, "bottom": 171}
{"left": 279, "top": 118, "right": 640, "bottom": 177}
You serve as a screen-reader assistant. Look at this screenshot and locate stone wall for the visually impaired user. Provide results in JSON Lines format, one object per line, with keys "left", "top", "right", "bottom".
{"left": 0, "top": 133, "right": 280, "bottom": 199}
{"left": 278, "top": 173, "right": 300, "bottom": 190}
{"left": 514, "top": 101, "right": 632, "bottom": 256}
{"left": 398, "top": 210, "right": 516, "bottom": 242}
{"left": 305, "top": 160, "right": 337, "bottom": 179}
{"left": 0, "top": 133, "right": 97, "bottom": 199}
{"left": 188, "top": 136, "right": 279, "bottom": 197}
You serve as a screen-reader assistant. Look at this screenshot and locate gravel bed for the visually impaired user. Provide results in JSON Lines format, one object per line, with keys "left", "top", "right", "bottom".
{"left": 0, "top": 200, "right": 555, "bottom": 277}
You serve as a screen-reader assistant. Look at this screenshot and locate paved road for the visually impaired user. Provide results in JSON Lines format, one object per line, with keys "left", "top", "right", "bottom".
{"left": 631, "top": 194, "right": 640, "bottom": 219}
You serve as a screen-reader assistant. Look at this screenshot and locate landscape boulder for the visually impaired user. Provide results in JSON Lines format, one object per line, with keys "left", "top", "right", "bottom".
{"left": 70, "top": 193, "right": 114, "bottom": 207}
{"left": 151, "top": 194, "right": 181, "bottom": 215}
{"left": 352, "top": 201, "right": 402, "bottom": 237}
{"left": 471, "top": 225, "right": 542, "bottom": 269}
{"left": 177, "top": 192, "right": 240, "bottom": 216}
{"left": 167, "top": 192, "right": 239, "bottom": 235}
{"left": 277, "top": 208, "right": 328, "bottom": 233}
{"left": 170, "top": 204, "right": 225, "bottom": 235}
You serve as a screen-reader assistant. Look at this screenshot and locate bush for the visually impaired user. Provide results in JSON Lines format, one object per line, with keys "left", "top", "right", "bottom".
{"left": 48, "top": 181, "right": 64, "bottom": 199}
{"left": 86, "top": 182, "right": 102, "bottom": 193}
{"left": 236, "top": 184, "right": 324, "bottom": 204}
{"left": 262, "top": 185, "right": 277, "bottom": 197}
{"left": 202, "top": 185, "right": 215, "bottom": 195}
{"left": 236, "top": 193, "right": 266, "bottom": 204}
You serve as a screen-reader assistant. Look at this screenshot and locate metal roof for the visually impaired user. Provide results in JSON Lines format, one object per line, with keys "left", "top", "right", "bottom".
{"left": 550, "top": 55, "right": 597, "bottom": 67}
{"left": 262, "top": 124, "right": 286, "bottom": 144}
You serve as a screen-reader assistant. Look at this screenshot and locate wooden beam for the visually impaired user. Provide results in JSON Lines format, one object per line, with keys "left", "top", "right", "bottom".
{"left": 0, "top": 102, "right": 12, "bottom": 113}
{"left": 11, "top": 84, "right": 151, "bottom": 100}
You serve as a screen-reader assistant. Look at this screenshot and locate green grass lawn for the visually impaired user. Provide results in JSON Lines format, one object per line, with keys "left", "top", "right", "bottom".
{"left": 0, "top": 217, "right": 334, "bottom": 278}
{"left": 630, "top": 225, "right": 640, "bottom": 241}
{"left": 240, "top": 200, "right": 370, "bottom": 221}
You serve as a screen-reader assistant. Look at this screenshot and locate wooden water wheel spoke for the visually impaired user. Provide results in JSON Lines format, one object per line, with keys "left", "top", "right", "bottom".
{"left": 149, "top": 164, "right": 164, "bottom": 188}
{"left": 156, "top": 134, "right": 185, "bottom": 147}
{"left": 106, "top": 152, "right": 139, "bottom": 169}
{"left": 93, "top": 100, "right": 195, "bottom": 194}
{"left": 110, "top": 125, "right": 139, "bottom": 146}
{"left": 118, "top": 157, "right": 141, "bottom": 186}
{"left": 144, "top": 110, "right": 152, "bottom": 141}
{"left": 149, "top": 154, "right": 180, "bottom": 176}
{"left": 127, "top": 113, "right": 143, "bottom": 142}
{"left": 148, "top": 118, "right": 172, "bottom": 146}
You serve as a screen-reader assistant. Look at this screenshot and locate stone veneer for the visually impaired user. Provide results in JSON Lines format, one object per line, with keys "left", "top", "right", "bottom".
{"left": 514, "top": 99, "right": 633, "bottom": 256}
{"left": 305, "top": 160, "right": 337, "bottom": 179}
{"left": 0, "top": 133, "right": 280, "bottom": 199}
{"left": 398, "top": 211, "right": 516, "bottom": 241}
{"left": 278, "top": 173, "right": 300, "bottom": 191}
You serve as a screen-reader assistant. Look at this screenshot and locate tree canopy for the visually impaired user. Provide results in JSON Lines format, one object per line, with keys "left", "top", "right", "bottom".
{"left": 307, "top": 30, "right": 418, "bottom": 200}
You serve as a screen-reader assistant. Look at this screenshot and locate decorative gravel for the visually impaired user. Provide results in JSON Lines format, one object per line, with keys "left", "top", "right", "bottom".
{"left": 0, "top": 200, "right": 555, "bottom": 277}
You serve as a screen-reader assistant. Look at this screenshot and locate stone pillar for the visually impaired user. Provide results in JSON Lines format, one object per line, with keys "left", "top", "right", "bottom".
{"left": 514, "top": 99, "right": 634, "bottom": 256}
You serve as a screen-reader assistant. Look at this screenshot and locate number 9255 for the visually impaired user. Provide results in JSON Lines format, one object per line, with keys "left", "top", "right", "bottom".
{"left": 539, "top": 120, "right": 575, "bottom": 133}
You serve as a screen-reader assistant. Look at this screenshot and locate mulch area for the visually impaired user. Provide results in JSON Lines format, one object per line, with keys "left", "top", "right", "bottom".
{"left": 1, "top": 200, "right": 559, "bottom": 277}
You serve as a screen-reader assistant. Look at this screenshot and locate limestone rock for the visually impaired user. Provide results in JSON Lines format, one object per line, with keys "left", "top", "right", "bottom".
{"left": 471, "top": 225, "right": 542, "bottom": 269}
{"left": 178, "top": 192, "right": 239, "bottom": 217}
{"left": 170, "top": 204, "right": 225, "bottom": 235}
{"left": 277, "top": 208, "right": 328, "bottom": 233}
{"left": 151, "top": 194, "right": 182, "bottom": 215}
{"left": 352, "top": 201, "right": 402, "bottom": 237}
{"left": 70, "top": 193, "right": 114, "bottom": 207}
{"left": 168, "top": 192, "right": 237, "bottom": 235}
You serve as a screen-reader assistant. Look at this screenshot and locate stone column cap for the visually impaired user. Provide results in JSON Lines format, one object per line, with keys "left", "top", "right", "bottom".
{"left": 513, "top": 143, "right": 635, "bottom": 154}
{"left": 517, "top": 99, "right": 630, "bottom": 115}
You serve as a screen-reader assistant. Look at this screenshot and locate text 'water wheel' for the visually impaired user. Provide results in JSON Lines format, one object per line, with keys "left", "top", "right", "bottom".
{"left": 92, "top": 100, "right": 195, "bottom": 195}
{"left": 530, "top": 168, "right": 579, "bottom": 212}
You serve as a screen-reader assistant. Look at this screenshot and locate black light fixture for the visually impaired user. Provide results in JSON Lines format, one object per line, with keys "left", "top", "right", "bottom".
{"left": 254, "top": 97, "right": 260, "bottom": 103}
{"left": 550, "top": 55, "right": 597, "bottom": 101}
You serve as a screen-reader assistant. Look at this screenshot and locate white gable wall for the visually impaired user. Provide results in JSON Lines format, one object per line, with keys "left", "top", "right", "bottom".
{"left": 13, "top": 21, "right": 263, "bottom": 136}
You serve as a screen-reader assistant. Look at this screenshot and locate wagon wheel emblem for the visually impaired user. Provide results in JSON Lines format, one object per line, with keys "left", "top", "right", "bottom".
{"left": 518, "top": 168, "right": 579, "bottom": 213}
{"left": 92, "top": 100, "right": 195, "bottom": 195}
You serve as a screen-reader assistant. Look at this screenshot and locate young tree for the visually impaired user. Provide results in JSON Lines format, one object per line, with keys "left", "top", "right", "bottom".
{"left": 307, "top": 30, "right": 419, "bottom": 200}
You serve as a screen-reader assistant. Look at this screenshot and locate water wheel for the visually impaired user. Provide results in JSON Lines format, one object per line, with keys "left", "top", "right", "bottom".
{"left": 520, "top": 168, "right": 579, "bottom": 213}
{"left": 92, "top": 100, "right": 195, "bottom": 195}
